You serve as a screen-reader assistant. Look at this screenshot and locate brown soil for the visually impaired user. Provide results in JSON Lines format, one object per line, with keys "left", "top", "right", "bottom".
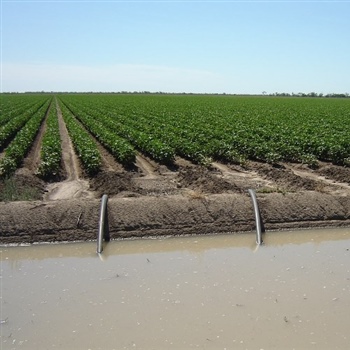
{"left": 251, "top": 162, "right": 319, "bottom": 191}
{"left": 89, "top": 171, "right": 140, "bottom": 198}
{"left": 316, "top": 164, "right": 350, "bottom": 184}
{"left": 1, "top": 156, "right": 349, "bottom": 245}
{"left": 1, "top": 101, "right": 349, "bottom": 244}
{"left": 177, "top": 166, "right": 242, "bottom": 194}
{"left": 56, "top": 99, "right": 81, "bottom": 181}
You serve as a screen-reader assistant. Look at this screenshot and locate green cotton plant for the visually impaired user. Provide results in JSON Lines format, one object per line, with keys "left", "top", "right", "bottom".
{"left": 300, "top": 154, "right": 319, "bottom": 168}
{"left": 60, "top": 100, "right": 136, "bottom": 166}
{"left": 37, "top": 103, "right": 62, "bottom": 178}
{"left": 58, "top": 94, "right": 350, "bottom": 167}
{"left": 0, "top": 101, "right": 47, "bottom": 151}
{"left": 0, "top": 157, "right": 17, "bottom": 177}
{"left": 0, "top": 100, "right": 51, "bottom": 178}
{"left": 0, "top": 95, "right": 48, "bottom": 127}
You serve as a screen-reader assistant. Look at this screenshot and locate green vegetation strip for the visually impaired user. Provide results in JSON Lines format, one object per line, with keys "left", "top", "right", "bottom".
{"left": 3, "top": 94, "right": 349, "bottom": 175}
{"left": 60, "top": 99, "right": 136, "bottom": 165}
{"left": 61, "top": 99, "right": 175, "bottom": 164}
{"left": 0, "top": 99, "right": 52, "bottom": 177}
{"left": 60, "top": 94, "right": 350, "bottom": 167}
{"left": 0, "top": 98, "right": 50, "bottom": 151}
{"left": 0, "top": 94, "right": 48, "bottom": 126}
{"left": 36, "top": 101, "right": 62, "bottom": 178}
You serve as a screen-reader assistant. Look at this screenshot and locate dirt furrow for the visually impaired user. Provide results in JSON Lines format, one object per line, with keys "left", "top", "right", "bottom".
{"left": 135, "top": 154, "right": 158, "bottom": 178}
{"left": 286, "top": 165, "right": 350, "bottom": 195}
{"left": 56, "top": 99, "right": 81, "bottom": 181}
{"left": 212, "top": 161, "right": 274, "bottom": 191}
{"left": 97, "top": 143, "right": 124, "bottom": 173}
{"left": 43, "top": 100, "right": 93, "bottom": 201}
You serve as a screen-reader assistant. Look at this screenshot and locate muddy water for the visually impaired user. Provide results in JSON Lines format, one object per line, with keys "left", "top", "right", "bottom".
{"left": 1, "top": 228, "right": 350, "bottom": 350}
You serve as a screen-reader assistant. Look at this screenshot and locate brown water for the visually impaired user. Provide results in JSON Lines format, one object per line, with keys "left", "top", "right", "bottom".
{"left": 1, "top": 228, "right": 350, "bottom": 349}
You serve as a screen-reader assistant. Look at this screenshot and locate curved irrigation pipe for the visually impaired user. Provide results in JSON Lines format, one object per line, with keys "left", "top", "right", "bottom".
{"left": 97, "top": 194, "right": 110, "bottom": 254}
{"left": 248, "top": 189, "right": 263, "bottom": 245}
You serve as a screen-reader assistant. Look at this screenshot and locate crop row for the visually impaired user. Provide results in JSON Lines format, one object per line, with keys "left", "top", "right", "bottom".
{"left": 58, "top": 100, "right": 102, "bottom": 175}
{"left": 60, "top": 99, "right": 178, "bottom": 164}
{"left": 0, "top": 101, "right": 32, "bottom": 127}
{"left": 60, "top": 100, "right": 136, "bottom": 165}
{"left": 2, "top": 94, "right": 349, "bottom": 176}
{"left": 0, "top": 98, "right": 51, "bottom": 151}
{"left": 0, "top": 99, "right": 52, "bottom": 177}
{"left": 59, "top": 94, "right": 350, "bottom": 167}
{"left": 0, "top": 95, "right": 51, "bottom": 127}
{"left": 58, "top": 95, "right": 253, "bottom": 164}
{"left": 36, "top": 101, "right": 62, "bottom": 178}
{"left": 60, "top": 95, "right": 241, "bottom": 165}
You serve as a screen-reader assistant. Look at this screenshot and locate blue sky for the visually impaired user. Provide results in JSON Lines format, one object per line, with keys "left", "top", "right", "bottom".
{"left": 1, "top": 0, "right": 349, "bottom": 94}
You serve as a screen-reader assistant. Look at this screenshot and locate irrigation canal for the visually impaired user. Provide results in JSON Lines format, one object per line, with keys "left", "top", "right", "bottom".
{"left": 1, "top": 227, "right": 350, "bottom": 349}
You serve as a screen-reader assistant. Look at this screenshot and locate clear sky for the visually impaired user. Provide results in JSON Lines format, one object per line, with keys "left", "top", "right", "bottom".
{"left": 1, "top": 0, "right": 349, "bottom": 94}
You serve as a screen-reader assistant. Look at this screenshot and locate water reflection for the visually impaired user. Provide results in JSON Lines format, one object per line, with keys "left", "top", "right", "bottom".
{"left": 2, "top": 227, "right": 350, "bottom": 261}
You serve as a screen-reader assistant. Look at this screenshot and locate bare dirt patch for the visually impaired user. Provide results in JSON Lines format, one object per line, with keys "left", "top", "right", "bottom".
{"left": 282, "top": 163, "right": 350, "bottom": 196}
{"left": 212, "top": 162, "right": 273, "bottom": 191}
{"left": 316, "top": 164, "right": 350, "bottom": 185}
{"left": 56, "top": 100, "right": 81, "bottom": 181}
{"left": 250, "top": 162, "right": 319, "bottom": 191}
{"left": 177, "top": 165, "right": 242, "bottom": 194}
{"left": 97, "top": 143, "right": 124, "bottom": 173}
{"left": 89, "top": 171, "right": 140, "bottom": 198}
{"left": 135, "top": 154, "right": 158, "bottom": 178}
{"left": 44, "top": 179, "right": 94, "bottom": 200}
{"left": 131, "top": 154, "right": 179, "bottom": 196}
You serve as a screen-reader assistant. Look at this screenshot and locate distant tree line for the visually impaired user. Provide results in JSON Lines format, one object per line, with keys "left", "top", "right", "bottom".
{"left": 2, "top": 91, "right": 349, "bottom": 98}
{"left": 266, "top": 91, "right": 349, "bottom": 98}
